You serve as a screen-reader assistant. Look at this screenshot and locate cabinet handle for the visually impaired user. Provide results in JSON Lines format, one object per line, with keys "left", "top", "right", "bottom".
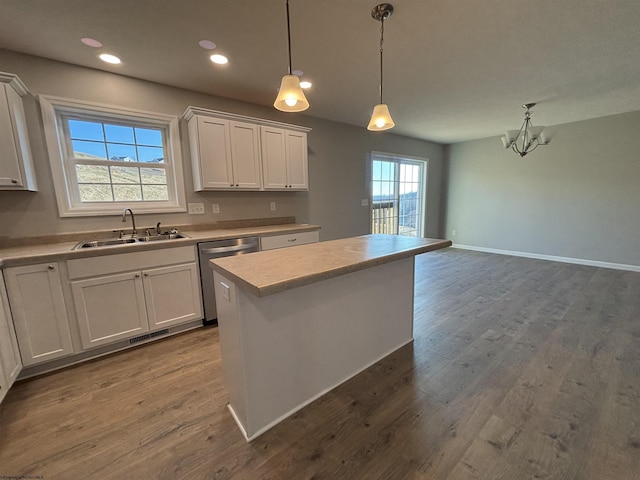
{"left": 144, "top": 273, "right": 149, "bottom": 277}
{"left": 135, "top": 273, "right": 140, "bottom": 278}
{"left": 287, "top": 238, "right": 297, "bottom": 242}
{"left": 11, "top": 179, "right": 18, "bottom": 184}
{"left": 235, "top": 184, "right": 239, "bottom": 187}
{"left": 48, "top": 265, "right": 55, "bottom": 270}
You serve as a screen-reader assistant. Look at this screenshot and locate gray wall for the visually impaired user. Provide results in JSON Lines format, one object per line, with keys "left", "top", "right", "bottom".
{"left": 0, "top": 49, "right": 444, "bottom": 242}
{"left": 445, "top": 111, "right": 640, "bottom": 267}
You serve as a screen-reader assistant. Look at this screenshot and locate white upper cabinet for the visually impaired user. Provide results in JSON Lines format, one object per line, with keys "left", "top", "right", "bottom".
{"left": 0, "top": 72, "right": 37, "bottom": 191}
{"left": 187, "top": 114, "right": 261, "bottom": 190}
{"left": 261, "top": 126, "right": 309, "bottom": 190}
{"left": 228, "top": 121, "right": 262, "bottom": 189}
{"left": 184, "top": 107, "right": 310, "bottom": 192}
{"left": 260, "top": 126, "right": 287, "bottom": 189}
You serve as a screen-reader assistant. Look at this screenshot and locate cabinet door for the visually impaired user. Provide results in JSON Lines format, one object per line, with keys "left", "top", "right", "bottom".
{"left": 0, "top": 84, "right": 25, "bottom": 188}
{"left": 285, "top": 130, "right": 308, "bottom": 190}
{"left": 0, "top": 272, "right": 22, "bottom": 402}
{"left": 143, "top": 263, "right": 203, "bottom": 330}
{"left": 193, "top": 116, "right": 234, "bottom": 190}
{"left": 72, "top": 272, "right": 149, "bottom": 349}
{"left": 5, "top": 263, "right": 73, "bottom": 366}
{"left": 260, "top": 126, "right": 288, "bottom": 189}
{"left": 0, "top": 80, "right": 36, "bottom": 191}
{"left": 229, "top": 121, "right": 262, "bottom": 189}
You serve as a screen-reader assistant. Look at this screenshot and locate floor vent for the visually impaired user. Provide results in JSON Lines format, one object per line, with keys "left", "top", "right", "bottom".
{"left": 129, "top": 329, "right": 170, "bottom": 344}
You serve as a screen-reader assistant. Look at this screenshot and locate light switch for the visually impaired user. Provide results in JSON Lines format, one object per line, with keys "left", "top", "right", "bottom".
{"left": 188, "top": 203, "right": 205, "bottom": 214}
{"left": 212, "top": 203, "right": 220, "bottom": 214}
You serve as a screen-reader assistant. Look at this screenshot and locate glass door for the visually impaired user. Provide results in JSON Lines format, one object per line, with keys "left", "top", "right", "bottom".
{"left": 371, "top": 154, "right": 427, "bottom": 237}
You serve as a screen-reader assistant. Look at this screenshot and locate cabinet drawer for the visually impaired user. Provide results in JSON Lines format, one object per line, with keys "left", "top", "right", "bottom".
{"left": 260, "top": 231, "right": 319, "bottom": 251}
{"left": 68, "top": 245, "right": 197, "bottom": 279}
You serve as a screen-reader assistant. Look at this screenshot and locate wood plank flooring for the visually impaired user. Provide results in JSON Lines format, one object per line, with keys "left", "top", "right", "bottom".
{"left": 1, "top": 249, "right": 639, "bottom": 479}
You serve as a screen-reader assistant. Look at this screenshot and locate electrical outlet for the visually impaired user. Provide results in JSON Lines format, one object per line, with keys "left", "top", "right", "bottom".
{"left": 361, "top": 198, "right": 369, "bottom": 207}
{"left": 212, "top": 203, "right": 220, "bottom": 214}
{"left": 188, "top": 202, "right": 205, "bottom": 214}
{"left": 452, "top": 229, "right": 457, "bottom": 236}
{"left": 270, "top": 201, "right": 276, "bottom": 211}
{"left": 220, "top": 282, "right": 230, "bottom": 301}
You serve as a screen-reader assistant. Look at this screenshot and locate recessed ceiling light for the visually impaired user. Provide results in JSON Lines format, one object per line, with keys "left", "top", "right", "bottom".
{"left": 210, "top": 54, "right": 228, "bottom": 65}
{"left": 199, "top": 40, "right": 217, "bottom": 50}
{"left": 292, "top": 69, "right": 303, "bottom": 77}
{"left": 99, "top": 53, "right": 121, "bottom": 65}
{"left": 81, "top": 37, "right": 102, "bottom": 48}
{"left": 299, "top": 81, "right": 312, "bottom": 89}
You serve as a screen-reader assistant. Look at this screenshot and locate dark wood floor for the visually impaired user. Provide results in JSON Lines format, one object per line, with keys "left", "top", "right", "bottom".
{"left": 1, "top": 249, "right": 639, "bottom": 479}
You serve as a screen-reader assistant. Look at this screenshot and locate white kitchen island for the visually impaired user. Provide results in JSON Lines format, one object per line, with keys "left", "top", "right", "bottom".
{"left": 210, "top": 234, "right": 451, "bottom": 441}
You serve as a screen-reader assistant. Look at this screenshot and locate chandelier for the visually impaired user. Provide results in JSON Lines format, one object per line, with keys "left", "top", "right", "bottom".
{"left": 501, "top": 103, "right": 551, "bottom": 157}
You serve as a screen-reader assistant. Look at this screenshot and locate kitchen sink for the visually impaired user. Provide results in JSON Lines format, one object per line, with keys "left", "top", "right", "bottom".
{"left": 136, "top": 233, "right": 186, "bottom": 242}
{"left": 73, "top": 232, "right": 189, "bottom": 250}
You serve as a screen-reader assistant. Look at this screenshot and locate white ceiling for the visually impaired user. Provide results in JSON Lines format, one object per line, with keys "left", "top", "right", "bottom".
{"left": 2, "top": 0, "right": 640, "bottom": 144}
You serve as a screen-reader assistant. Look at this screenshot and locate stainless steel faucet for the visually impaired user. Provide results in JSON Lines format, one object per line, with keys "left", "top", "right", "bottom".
{"left": 122, "top": 208, "right": 137, "bottom": 236}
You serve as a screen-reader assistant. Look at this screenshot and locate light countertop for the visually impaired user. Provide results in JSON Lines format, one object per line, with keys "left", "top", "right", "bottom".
{"left": 210, "top": 234, "right": 452, "bottom": 297}
{"left": 0, "top": 223, "right": 320, "bottom": 268}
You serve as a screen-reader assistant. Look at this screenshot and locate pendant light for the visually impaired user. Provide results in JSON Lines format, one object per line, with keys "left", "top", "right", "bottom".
{"left": 274, "top": 0, "right": 309, "bottom": 112}
{"left": 367, "top": 3, "right": 395, "bottom": 131}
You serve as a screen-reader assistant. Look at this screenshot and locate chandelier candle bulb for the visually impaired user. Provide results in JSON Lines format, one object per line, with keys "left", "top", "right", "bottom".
{"left": 504, "top": 130, "right": 519, "bottom": 143}
{"left": 539, "top": 131, "right": 551, "bottom": 145}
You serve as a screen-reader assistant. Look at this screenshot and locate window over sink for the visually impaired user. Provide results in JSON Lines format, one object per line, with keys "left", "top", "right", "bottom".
{"left": 40, "top": 95, "right": 186, "bottom": 217}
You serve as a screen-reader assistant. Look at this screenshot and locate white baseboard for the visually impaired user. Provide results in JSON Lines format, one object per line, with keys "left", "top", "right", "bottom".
{"left": 451, "top": 244, "right": 640, "bottom": 273}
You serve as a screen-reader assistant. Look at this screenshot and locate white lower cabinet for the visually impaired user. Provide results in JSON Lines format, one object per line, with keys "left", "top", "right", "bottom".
{"left": 0, "top": 272, "right": 22, "bottom": 403}
{"left": 4, "top": 262, "right": 74, "bottom": 366}
{"left": 143, "top": 263, "right": 202, "bottom": 330}
{"left": 69, "top": 247, "right": 203, "bottom": 350}
{"left": 71, "top": 271, "right": 149, "bottom": 348}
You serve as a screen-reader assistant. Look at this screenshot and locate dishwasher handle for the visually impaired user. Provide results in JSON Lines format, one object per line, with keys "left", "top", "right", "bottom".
{"left": 200, "top": 242, "right": 259, "bottom": 255}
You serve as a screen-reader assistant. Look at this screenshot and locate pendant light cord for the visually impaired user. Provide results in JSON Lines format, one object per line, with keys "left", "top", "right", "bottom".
{"left": 379, "top": 17, "right": 385, "bottom": 104}
{"left": 286, "top": 0, "right": 292, "bottom": 75}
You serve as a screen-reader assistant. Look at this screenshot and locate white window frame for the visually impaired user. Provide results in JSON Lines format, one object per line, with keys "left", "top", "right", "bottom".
{"left": 40, "top": 95, "right": 187, "bottom": 217}
{"left": 369, "top": 151, "right": 428, "bottom": 237}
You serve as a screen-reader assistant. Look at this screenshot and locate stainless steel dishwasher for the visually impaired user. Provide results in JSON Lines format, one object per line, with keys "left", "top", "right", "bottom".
{"left": 198, "top": 237, "right": 260, "bottom": 325}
